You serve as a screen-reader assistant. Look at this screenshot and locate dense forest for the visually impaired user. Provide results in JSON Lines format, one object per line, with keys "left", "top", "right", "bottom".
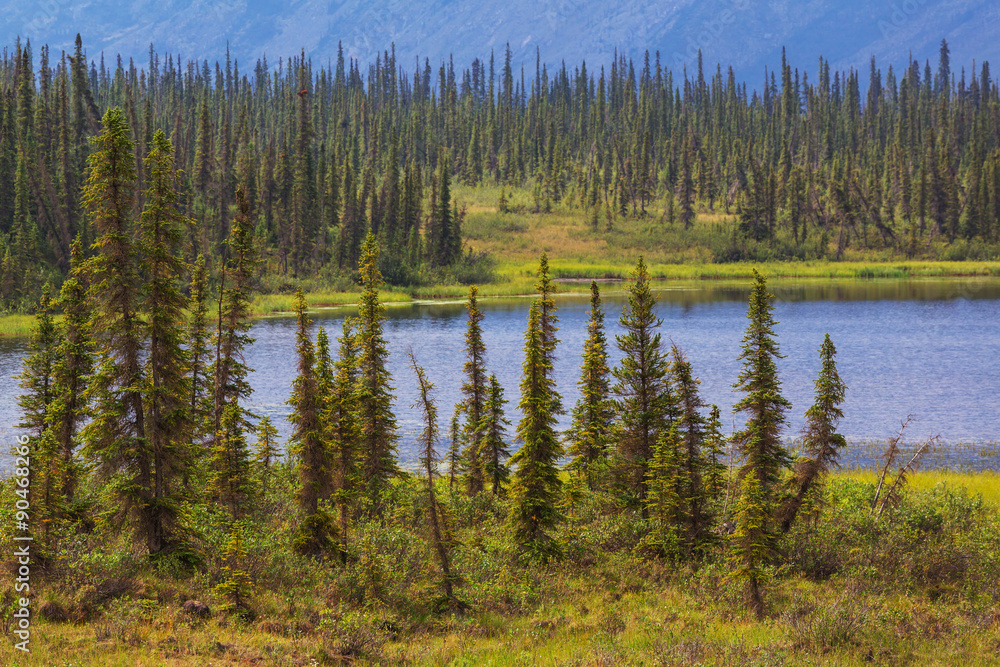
{"left": 1, "top": 35, "right": 999, "bottom": 312}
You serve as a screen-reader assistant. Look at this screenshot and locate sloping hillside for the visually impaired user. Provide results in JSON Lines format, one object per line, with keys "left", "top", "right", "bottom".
{"left": 2, "top": 0, "right": 997, "bottom": 82}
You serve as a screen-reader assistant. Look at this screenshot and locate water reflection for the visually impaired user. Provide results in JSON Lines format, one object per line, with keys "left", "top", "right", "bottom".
{"left": 1, "top": 277, "right": 998, "bottom": 471}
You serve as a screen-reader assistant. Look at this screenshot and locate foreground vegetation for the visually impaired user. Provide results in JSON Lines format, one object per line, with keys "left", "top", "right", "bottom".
{"left": 2, "top": 468, "right": 999, "bottom": 666}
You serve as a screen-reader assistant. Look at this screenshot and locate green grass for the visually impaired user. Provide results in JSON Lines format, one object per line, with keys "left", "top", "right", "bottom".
{"left": 249, "top": 289, "right": 413, "bottom": 316}
{"left": 0, "top": 313, "right": 57, "bottom": 338}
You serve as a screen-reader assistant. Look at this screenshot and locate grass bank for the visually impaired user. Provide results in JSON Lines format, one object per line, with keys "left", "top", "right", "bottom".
{"left": 2, "top": 264, "right": 998, "bottom": 338}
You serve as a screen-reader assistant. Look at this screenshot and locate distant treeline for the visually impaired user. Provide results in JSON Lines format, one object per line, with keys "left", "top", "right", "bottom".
{"left": 1, "top": 35, "right": 999, "bottom": 309}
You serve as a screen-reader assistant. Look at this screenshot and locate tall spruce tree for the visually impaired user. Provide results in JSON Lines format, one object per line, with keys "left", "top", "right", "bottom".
{"left": 566, "top": 281, "right": 613, "bottom": 489}
{"left": 729, "top": 269, "right": 791, "bottom": 617}
{"left": 139, "top": 129, "right": 193, "bottom": 548}
{"left": 187, "top": 255, "right": 211, "bottom": 441}
{"left": 288, "top": 290, "right": 336, "bottom": 555}
{"left": 82, "top": 107, "right": 163, "bottom": 553}
{"left": 50, "top": 238, "right": 91, "bottom": 502}
{"left": 460, "top": 285, "right": 489, "bottom": 494}
{"left": 613, "top": 257, "right": 673, "bottom": 509}
{"left": 330, "top": 317, "right": 361, "bottom": 553}
{"left": 671, "top": 344, "right": 710, "bottom": 552}
{"left": 211, "top": 188, "right": 258, "bottom": 438}
{"left": 16, "top": 287, "right": 62, "bottom": 544}
{"left": 509, "top": 301, "right": 563, "bottom": 561}
{"left": 356, "top": 232, "right": 399, "bottom": 512}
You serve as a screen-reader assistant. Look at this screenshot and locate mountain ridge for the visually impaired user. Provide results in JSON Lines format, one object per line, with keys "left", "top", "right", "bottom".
{"left": 1, "top": 1, "right": 998, "bottom": 86}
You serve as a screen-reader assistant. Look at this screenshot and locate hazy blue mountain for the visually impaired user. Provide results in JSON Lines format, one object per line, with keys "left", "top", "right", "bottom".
{"left": 3, "top": 0, "right": 997, "bottom": 83}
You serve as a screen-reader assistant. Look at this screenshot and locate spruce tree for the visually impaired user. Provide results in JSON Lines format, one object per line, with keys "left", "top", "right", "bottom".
{"left": 640, "top": 423, "right": 683, "bottom": 559}
{"left": 254, "top": 416, "right": 280, "bottom": 494}
{"left": 447, "top": 405, "right": 465, "bottom": 497}
{"left": 478, "top": 374, "right": 511, "bottom": 496}
{"left": 672, "top": 344, "right": 710, "bottom": 552}
{"left": 732, "top": 269, "right": 791, "bottom": 493}
{"left": 187, "top": 255, "right": 211, "bottom": 440}
{"left": 16, "top": 287, "right": 61, "bottom": 545}
{"left": 566, "top": 281, "right": 613, "bottom": 489}
{"left": 50, "top": 238, "right": 91, "bottom": 503}
{"left": 460, "top": 285, "right": 489, "bottom": 494}
{"left": 613, "top": 257, "right": 673, "bottom": 508}
{"left": 288, "top": 290, "right": 335, "bottom": 555}
{"left": 779, "top": 334, "right": 847, "bottom": 533}
{"left": 82, "top": 107, "right": 162, "bottom": 553}
{"left": 17, "top": 286, "right": 59, "bottom": 443}
{"left": 139, "top": 129, "right": 193, "bottom": 548}
{"left": 214, "top": 520, "right": 253, "bottom": 618}
{"left": 209, "top": 399, "right": 255, "bottom": 520}
{"left": 330, "top": 317, "right": 361, "bottom": 553}
{"left": 211, "top": 188, "right": 258, "bottom": 437}
{"left": 703, "top": 405, "right": 728, "bottom": 507}
{"left": 356, "top": 232, "right": 400, "bottom": 512}
{"left": 729, "top": 269, "right": 791, "bottom": 617}
{"left": 509, "top": 302, "right": 563, "bottom": 561}
{"left": 535, "top": 252, "right": 561, "bottom": 413}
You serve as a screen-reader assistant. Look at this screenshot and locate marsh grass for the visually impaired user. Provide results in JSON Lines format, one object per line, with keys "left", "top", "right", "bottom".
{"left": 0, "top": 313, "right": 56, "bottom": 338}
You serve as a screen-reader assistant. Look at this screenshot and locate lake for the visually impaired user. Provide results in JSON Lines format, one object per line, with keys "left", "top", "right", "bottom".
{"left": 2, "top": 277, "right": 999, "bottom": 472}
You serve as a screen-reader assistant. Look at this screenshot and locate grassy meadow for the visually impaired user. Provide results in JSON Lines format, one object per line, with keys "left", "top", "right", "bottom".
{"left": 3, "top": 467, "right": 1000, "bottom": 666}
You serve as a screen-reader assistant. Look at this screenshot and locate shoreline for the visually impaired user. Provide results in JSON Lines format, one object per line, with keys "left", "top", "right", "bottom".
{"left": 2, "top": 261, "right": 999, "bottom": 337}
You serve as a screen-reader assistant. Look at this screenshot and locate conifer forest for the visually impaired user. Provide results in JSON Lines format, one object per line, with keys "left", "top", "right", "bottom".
{"left": 2, "top": 34, "right": 1000, "bottom": 665}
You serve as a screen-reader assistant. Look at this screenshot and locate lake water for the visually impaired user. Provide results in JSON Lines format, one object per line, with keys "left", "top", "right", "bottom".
{"left": 2, "top": 277, "right": 999, "bottom": 471}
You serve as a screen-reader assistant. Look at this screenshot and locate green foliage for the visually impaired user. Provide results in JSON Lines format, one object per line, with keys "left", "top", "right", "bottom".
{"left": 509, "top": 295, "right": 564, "bottom": 562}
{"left": 732, "top": 270, "right": 791, "bottom": 498}
{"left": 566, "top": 281, "right": 614, "bottom": 490}
{"left": 208, "top": 399, "right": 255, "bottom": 521}
{"left": 187, "top": 255, "right": 211, "bottom": 442}
{"left": 460, "top": 284, "right": 489, "bottom": 495}
{"left": 210, "top": 187, "right": 259, "bottom": 435}
{"left": 478, "top": 374, "right": 511, "bottom": 496}
{"left": 138, "top": 129, "right": 193, "bottom": 549}
{"left": 613, "top": 256, "right": 674, "bottom": 505}
{"left": 729, "top": 269, "right": 792, "bottom": 616}
{"left": 214, "top": 521, "right": 254, "bottom": 619}
{"left": 4, "top": 39, "right": 1000, "bottom": 311}
{"left": 356, "top": 232, "right": 400, "bottom": 512}
{"left": 780, "top": 333, "right": 848, "bottom": 532}
{"left": 639, "top": 424, "right": 683, "bottom": 560}
{"left": 254, "top": 415, "right": 280, "bottom": 493}
{"left": 410, "top": 352, "right": 461, "bottom": 606}
{"left": 728, "top": 470, "right": 771, "bottom": 619}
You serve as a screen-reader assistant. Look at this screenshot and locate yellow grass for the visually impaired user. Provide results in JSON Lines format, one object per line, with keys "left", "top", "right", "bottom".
{"left": 834, "top": 469, "right": 1000, "bottom": 506}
